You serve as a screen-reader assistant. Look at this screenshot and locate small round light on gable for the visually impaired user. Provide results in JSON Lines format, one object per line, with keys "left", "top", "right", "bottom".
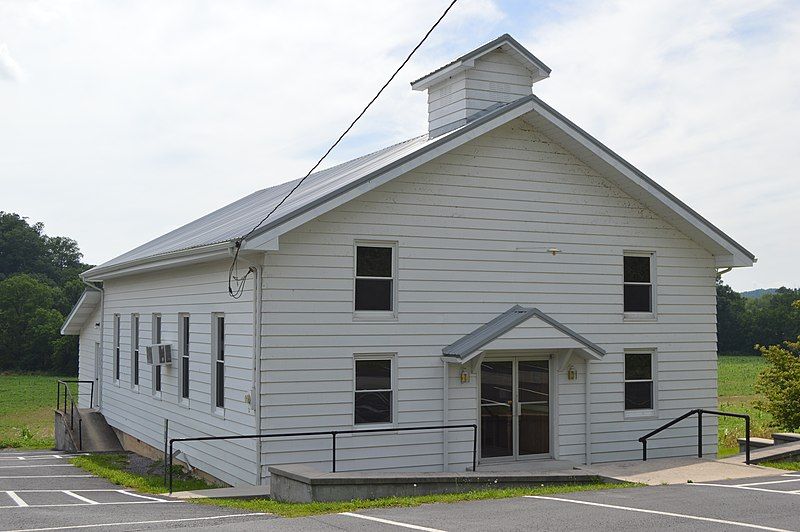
{"left": 547, "top": 248, "right": 560, "bottom": 256}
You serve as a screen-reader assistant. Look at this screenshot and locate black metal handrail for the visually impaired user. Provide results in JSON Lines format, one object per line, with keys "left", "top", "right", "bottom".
{"left": 168, "top": 423, "right": 478, "bottom": 493}
{"left": 56, "top": 380, "right": 94, "bottom": 450}
{"left": 638, "top": 408, "right": 750, "bottom": 464}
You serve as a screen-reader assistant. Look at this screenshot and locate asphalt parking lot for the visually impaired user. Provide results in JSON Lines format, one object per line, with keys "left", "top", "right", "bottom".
{"left": 2, "top": 449, "right": 799, "bottom": 531}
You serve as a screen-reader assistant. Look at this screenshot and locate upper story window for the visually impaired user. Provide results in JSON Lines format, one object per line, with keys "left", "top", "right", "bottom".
{"left": 354, "top": 243, "right": 396, "bottom": 315}
{"left": 131, "top": 314, "right": 139, "bottom": 388}
{"left": 354, "top": 356, "right": 394, "bottom": 425}
{"left": 113, "top": 314, "right": 120, "bottom": 382}
{"left": 624, "top": 253, "right": 654, "bottom": 316}
{"left": 213, "top": 314, "right": 225, "bottom": 410}
{"left": 179, "top": 314, "right": 190, "bottom": 401}
{"left": 152, "top": 314, "right": 162, "bottom": 395}
{"left": 624, "top": 352, "right": 655, "bottom": 413}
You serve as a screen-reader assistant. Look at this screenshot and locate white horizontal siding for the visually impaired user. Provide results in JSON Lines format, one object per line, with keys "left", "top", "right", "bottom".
{"left": 97, "top": 260, "right": 258, "bottom": 486}
{"left": 260, "top": 117, "right": 719, "bottom": 477}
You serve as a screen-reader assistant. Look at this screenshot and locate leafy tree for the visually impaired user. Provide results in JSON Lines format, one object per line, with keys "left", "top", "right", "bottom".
{"left": 755, "top": 336, "right": 800, "bottom": 431}
{"left": 0, "top": 274, "right": 65, "bottom": 371}
{"left": 716, "top": 280, "right": 750, "bottom": 354}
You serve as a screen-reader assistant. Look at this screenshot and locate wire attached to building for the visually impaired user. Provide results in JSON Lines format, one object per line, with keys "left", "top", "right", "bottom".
{"left": 228, "top": 0, "right": 459, "bottom": 298}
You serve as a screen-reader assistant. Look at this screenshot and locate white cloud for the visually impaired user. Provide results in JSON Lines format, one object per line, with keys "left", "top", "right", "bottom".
{"left": 0, "top": 0, "right": 797, "bottom": 292}
{"left": 0, "top": 43, "right": 24, "bottom": 81}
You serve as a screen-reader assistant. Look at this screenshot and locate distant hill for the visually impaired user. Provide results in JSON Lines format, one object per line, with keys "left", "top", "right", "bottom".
{"left": 741, "top": 288, "right": 779, "bottom": 299}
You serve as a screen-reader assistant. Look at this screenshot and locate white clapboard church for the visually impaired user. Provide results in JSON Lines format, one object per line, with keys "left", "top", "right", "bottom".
{"left": 61, "top": 34, "right": 754, "bottom": 486}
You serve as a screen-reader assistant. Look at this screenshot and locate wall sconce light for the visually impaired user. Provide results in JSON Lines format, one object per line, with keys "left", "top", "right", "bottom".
{"left": 460, "top": 370, "right": 470, "bottom": 384}
{"left": 567, "top": 365, "right": 577, "bottom": 380}
{"left": 547, "top": 248, "right": 561, "bottom": 256}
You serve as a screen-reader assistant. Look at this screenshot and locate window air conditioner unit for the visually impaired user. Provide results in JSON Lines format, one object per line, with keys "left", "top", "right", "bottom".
{"left": 146, "top": 343, "right": 173, "bottom": 366}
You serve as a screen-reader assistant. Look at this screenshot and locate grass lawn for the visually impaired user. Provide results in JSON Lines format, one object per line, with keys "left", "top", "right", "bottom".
{"left": 717, "top": 355, "right": 774, "bottom": 456}
{"left": 762, "top": 460, "right": 800, "bottom": 471}
{"left": 71, "top": 453, "right": 216, "bottom": 493}
{"left": 194, "top": 482, "right": 636, "bottom": 518}
{"left": 0, "top": 373, "right": 76, "bottom": 449}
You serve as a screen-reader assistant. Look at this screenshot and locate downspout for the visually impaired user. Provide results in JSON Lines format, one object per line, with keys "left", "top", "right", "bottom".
{"left": 442, "top": 359, "right": 449, "bottom": 472}
{"left": 253, "top": 263, "right": 263, "bottom": 485}
{"left": 82, "top": 278, "right": 103, "bottom": 409}
{"left": 585, "top": 359, "right": 592, "bottom": 466}
{"left": 236, "top": 254, "right": 264, "bottom": 486}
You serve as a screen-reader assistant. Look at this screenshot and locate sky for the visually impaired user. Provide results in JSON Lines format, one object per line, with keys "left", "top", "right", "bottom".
{"left": 1, "top": 0, "right": 798, "bottom": 292}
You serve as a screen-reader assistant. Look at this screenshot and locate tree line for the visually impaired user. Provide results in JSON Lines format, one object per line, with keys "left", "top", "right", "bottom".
{"left": 717, "top": 281, "right": 800, "bottom": 354}
{"left": 0, "top": 212, "right": 91, "bottom": 374}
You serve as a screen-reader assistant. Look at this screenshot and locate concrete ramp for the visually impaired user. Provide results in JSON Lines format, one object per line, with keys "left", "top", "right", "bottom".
{"left": 54, "top": 408, "right": 123, "bottom": 452}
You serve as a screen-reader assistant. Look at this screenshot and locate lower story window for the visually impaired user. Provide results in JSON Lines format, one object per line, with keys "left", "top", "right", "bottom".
{"left": 624, "top": 352, "right": 654, "bottom": 410}
{"left": 354, "top": 357, "right": 393, "bottom": 424}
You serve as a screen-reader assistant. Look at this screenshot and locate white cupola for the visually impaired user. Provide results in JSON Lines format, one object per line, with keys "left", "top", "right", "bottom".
{"left": 411, "top": 34, "right": 550, "bottom": 138}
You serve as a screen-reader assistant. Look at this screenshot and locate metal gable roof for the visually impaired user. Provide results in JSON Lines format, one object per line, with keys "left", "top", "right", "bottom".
{"left": 85, "top": 134, "right": 430, "bottom": 274}
{"left": 441, "top": 305, "right": 606, "bottom": 360}
{"left": 84, "top": 89, "right": 754, "bottom": 279}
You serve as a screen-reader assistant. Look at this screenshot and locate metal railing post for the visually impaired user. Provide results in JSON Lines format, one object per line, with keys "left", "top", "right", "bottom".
{"left": 642, "top": 439, "right": 647, "bottom": 461}
{"left": 56, "top": 382, "right": 60, "bottom": 410}
{"left": 472, "top": 424, "right": 477, "bottom": 472}
{"left": 745, "top": 416, "right": 751, "bottom": 465}
{"left": 70, "top": 401, "right": 74, "bottom": 430}
{"left": 697, "top": 409, "right": 703, "bottom": 458}
{"left": 163, "top": 419, "right": 169, "bottom": 487}
{"left": 331, "top": 431, "right": 337, "bottom": 473}
{"left": 168, "top": 439, "right": 174, "bottom": 494}
{"left": 78, "top": 418, "right": 82, "bottom": 451}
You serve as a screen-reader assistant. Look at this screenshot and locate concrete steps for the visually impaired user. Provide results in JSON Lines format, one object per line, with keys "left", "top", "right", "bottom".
{"left": 736, "top": 432, "right": 800, "bottom": 463}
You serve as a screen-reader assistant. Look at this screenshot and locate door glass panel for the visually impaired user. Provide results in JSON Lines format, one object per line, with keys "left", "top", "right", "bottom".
{"left": 518, "top": 360, "right": 549, "bottom": 456}
{"left": 480, "top": 361, "right": 513, "bottom": 458}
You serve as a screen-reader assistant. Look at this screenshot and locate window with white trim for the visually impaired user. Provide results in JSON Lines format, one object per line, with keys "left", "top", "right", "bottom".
{"left": 152, "top": 314, "right": 162, "bottom": 395}
{"left": 354, "top": 243, "right": 395, "bottom": 313}
{"left": 212, "top": 314, "right": 225, "bottom": 410}
{"left": 354, "top": 357, "right": 394, "bottom": 425}
{"left": 624, "top": 352, "right": 654, "bottom": 411}
{"left": 179, "top": 314, "right": 190, "bottom": 401}
{"left": 113, "top": 314, "right": 120, "bottom": 382}
{"left": 623, "top": 253, "right": 654, "bottom": 314}
{"left": 131, "top": 314, "right": 139, "bottom": 387}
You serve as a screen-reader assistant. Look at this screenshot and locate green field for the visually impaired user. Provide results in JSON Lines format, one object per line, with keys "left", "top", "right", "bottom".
{"left": 0, "top": 360, "right": 777, "bottom": 455}
{"left": 0, "top": 374, "right": 75, "bottom": 449}
{"left": 717, "top": 355, "right": 774, "bottom": 456}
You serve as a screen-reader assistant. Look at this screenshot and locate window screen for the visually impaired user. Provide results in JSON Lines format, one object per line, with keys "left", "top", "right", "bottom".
{"left": 624, "top": 353, "right": 653, "bottom": 410}
{"left": 624, "top": 255, "right": 652, "bottom": 313}
{"left": 355, "top": 358, "right": 392, "bottom": 424}
{"left": 355, "top": 246, "right": 393, "bottom": 311}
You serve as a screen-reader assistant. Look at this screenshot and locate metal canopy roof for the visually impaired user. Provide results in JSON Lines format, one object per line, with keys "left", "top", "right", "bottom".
{"left": 60, "top": 289, "right": 101, "bottom": 335}
{"left": 442, "top": 305, "right": 606, "bottom": 360}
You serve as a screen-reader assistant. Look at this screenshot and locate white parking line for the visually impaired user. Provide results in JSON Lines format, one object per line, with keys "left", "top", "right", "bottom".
{"left": 2, "top": 512, "right": 267, "bottom": 532}
{"left": 0, "top": 500, "right": 183, "bottom": 509}
{"left": 0, "top": 475, "right": 92, "bottom": 479}
{"left": 62, "top": 491, "right": 99, "bottom": 504}
{"left": 115, "top": 490, "right": 166, "bottom": 502}
{"left": 5, "top": 491, "right": 28, "bottom": 507}
{"left": 0, "top": 455, "right": 87, "bottom": 462}
{"left": 0, "top": 464, "right": 74, "bottom": 469}
{"left": 340, "top": 512, "right": 447, "bottom": 531}
{"left": 691, "top": 483, "right": 800, "bottom": 496}
{"left": 525, "top": 496, "right": 793, "bottom": 532}
{"left": 737, "top": 478, "right": 800, "bottom": 487}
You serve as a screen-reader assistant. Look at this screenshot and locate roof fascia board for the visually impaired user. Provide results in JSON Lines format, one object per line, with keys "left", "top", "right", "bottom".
{"left": 243, "top": 96, "right": 537, "bottom": 250}
{"left": 411, "top": 60, "right": 475, "bottom": 91}
{"left": 82, "top": 242, "right": 232, "bottom": 281}
{"left": 526, "top": 96, "right": 755, "bottom": 266}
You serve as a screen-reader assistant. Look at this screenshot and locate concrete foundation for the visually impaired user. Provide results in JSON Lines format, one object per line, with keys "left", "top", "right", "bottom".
{"left": 269, "top": 464, "right": 607, "bottom": 503}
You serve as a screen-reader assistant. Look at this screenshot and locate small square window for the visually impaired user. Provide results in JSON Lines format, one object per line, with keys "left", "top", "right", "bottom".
{"left": 624, "top": 254, "right": 653, "bottom": 313}
{"left": 624, "top": 352, "right": 654, "bottom": 410}
{"left": 355, "top": 358, "right": 393, "bottom": 424}
{"left": 355, "top": 245, "right": 395, "bottom": 313}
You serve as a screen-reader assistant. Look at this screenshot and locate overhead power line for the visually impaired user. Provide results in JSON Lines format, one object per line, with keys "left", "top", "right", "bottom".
{"left": 228, "top": 0, "right": 459, "bottom": 298}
